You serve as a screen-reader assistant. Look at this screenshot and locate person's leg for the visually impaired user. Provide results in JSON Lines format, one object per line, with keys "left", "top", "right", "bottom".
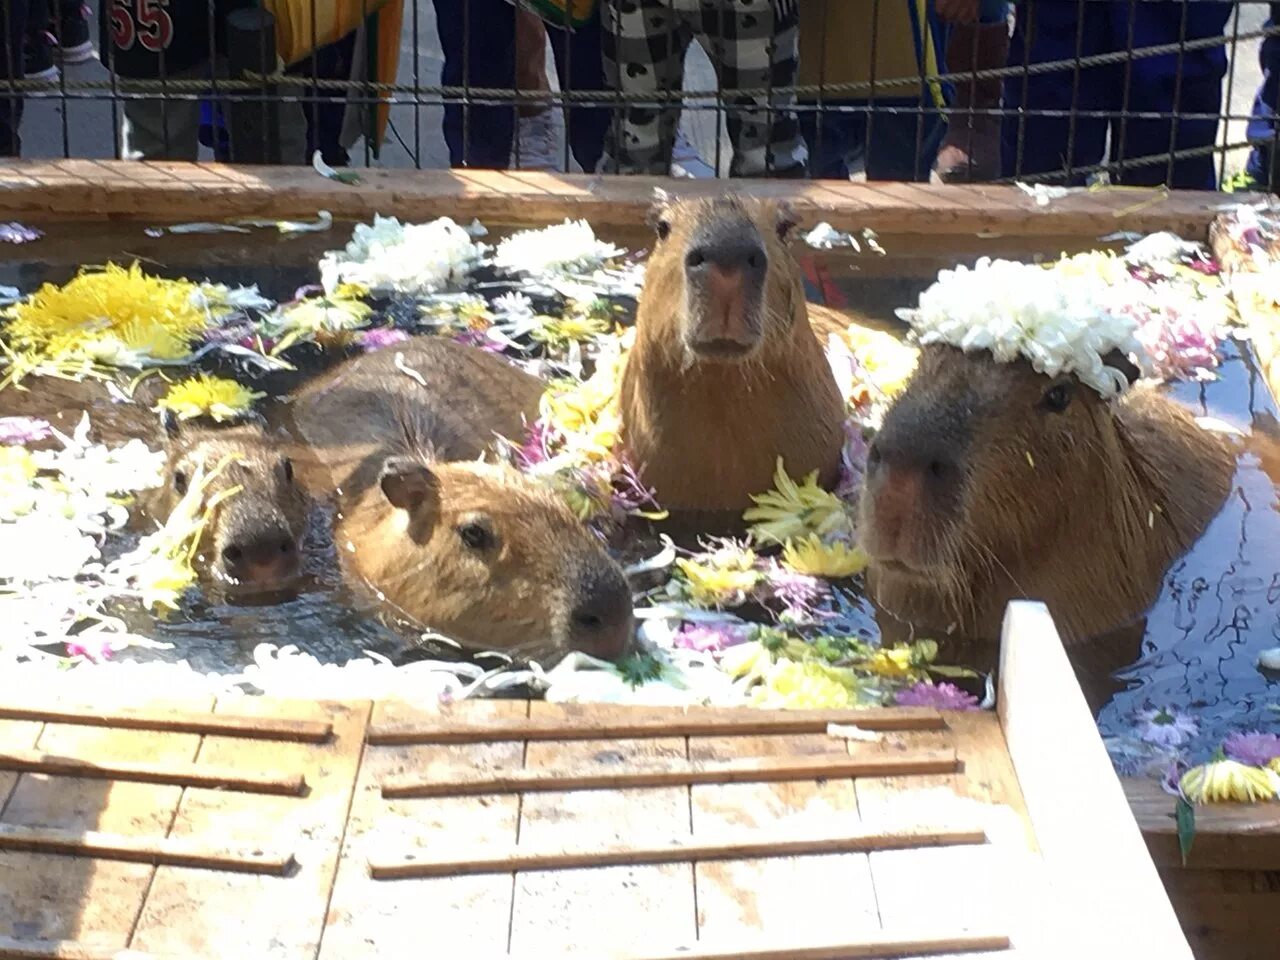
{"left": 867, "top": 97, "right": 946, "bottom": 182}
{"left": 1001, "top": 0, "right": 1108, "bottom": 184}
{"left": 703, "top": 0, "right": 807, "bottom": 177}
{"left": 798, "top": 98, "right": 857, "bottom": 181}
{"left": 1243, "top": 3, "right": 1280, "bottom": 186}
{"left": 549, "top": 6, "right": 610, "bottom": 174}
{"left": 934, "top": 11, "right": 1009, "bottom": 182}
{"left": 289, "top": 32, "right": 356, "bottom": 167}
{"left": 513, "top": 8, "right": 556, "bottom": 170}
{"left": 0, "top": 0, "right": 31, "bottom": 155}
{"left": 119, "top": 63, "right": 204, "bottom": 161}
{"left": 599, "top": 0, "right": 691, "bottom": 175}
{"left": 51, "top": 0, "right": 91, "bottom": 63}
{"left": 434, "top": 0, "right": 517, "bottom": 168}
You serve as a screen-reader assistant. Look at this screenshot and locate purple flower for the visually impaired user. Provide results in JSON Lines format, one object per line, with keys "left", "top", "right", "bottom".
{"left": 610, "top": 454, "right": 662, "bottom": 516}
{"left": 894, "top": 681, "right": 980, "bottom": 712}
{"left": 0, "top": 222, "right": 41, "bottom": 244}
{"left": 357, "top": 327, "right": 410, "bottom": 351}
{"left": 1134, "top": 706, "right": 1199, "bottom": 750}
{"left": 1160, "top": 757, "right": 1189, "bottom": 797}
{"left": 293, "top": 283, "right": 323, "bottom": 301}
{"left": 761, "top": 561, "right": 830, "bottom": 623}
{"left": 1183, "top": 256, "right": 1221, "bottom": 276}
{"left": 1222, "top": 730, "right": 1280, "bottom": 767}
{"left": 673, "top": 623, "right": 753, "bottom": 653}
{"left": 452, "top": 330, "right": 504, "bottom": 353}
{"left": 203, "top": 322, "right": 256, "bottom": 345}
{"left": 0, "top": 416, "right": 51, "bottom": 444}
{"left": 65, "top": 638, "right": 112, "bottom": 663}
{"left": 836, "top": 419, "right": 868, "bottom": 500}
{"left": 516, "top": 419, "right": 555, "bottom": 468}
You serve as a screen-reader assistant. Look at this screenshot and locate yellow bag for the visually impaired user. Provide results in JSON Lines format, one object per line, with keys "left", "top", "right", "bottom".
{"left": 263, "top": 0, "right": 396, "bottom": 66}
{"left": 520, "top": 0, "right": 596, "bottom": 29}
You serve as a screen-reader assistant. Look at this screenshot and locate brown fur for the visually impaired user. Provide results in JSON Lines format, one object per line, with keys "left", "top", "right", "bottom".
{"left": 860, "top": 345, "right": 1237, "bottom": 644}
{"left": 283, "top": 336, "right": 634, "bottom": 660}
{"left": 620, "top": 193, "right": 846, "bottom": 515}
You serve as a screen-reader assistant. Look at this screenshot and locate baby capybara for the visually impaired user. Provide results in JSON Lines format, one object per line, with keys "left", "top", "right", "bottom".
{"left": 283, "top": 336, "right": 635, "bottom": 661}
{"left": 620, "top": 191, "right": 846, "bottom": 515}
{"left": 149, "top": 414, "right": 311, "bottom": 592}
{"left": 860, "top": 345, "right": 1236, "bottom": 643}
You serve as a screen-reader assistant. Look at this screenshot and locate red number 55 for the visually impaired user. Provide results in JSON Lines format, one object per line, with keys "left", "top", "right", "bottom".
{"left": 109, "top": 0, "right": 173, "bottom": 53}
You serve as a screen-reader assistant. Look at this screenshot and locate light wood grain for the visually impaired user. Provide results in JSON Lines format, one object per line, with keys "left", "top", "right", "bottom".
{"left": 592, "top": 930, "right": 1013, "bottom": 959}
{"left": 0, "top": 749, "right": 306, "bottom": 796}
{"left": 0, "top": 938, "right": 154, "bottom": 960}
{"left": 0, "top": 702, "right": 332, "bottom": 743}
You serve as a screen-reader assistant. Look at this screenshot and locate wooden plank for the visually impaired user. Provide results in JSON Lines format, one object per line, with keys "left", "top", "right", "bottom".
{"left": 998, "top": 601, "right": 1193, "bottom": 959}
{"left": 317, "top": 700, "right": 527, "bottom": 959}
{"left": 0, "top": 702, "right": 332, "bottom": 743}
{"left": 129, "top": 699, "right": 369, "bottom": 959}
{"left": 0, "top": 938, "right": 154, "bottom": 960}
{"left": 0, "top": 823, "right": 295, "bottom": 875}
{"left": 507, "top": 703, "right": 697, "bottom": 956}
{"left": 381, "top": 748, "right": 960, "bottom": 798}
{"left": 367, "top": 706, "right": 947, "bottom": 745}
{"left": 0, "top": 161, "right": 1241, "bottom": 239}
{"left": 597, "top": 930, "right": 1012, "bottom": 960}
{"left": 1156, "top": 867, "right": 1280, "bottom": 960}
{"left": 1124, "top": 775, "right": 1280, "bottom": 870}
{"left": 370, "top": 825, "right": 986, "bottom": 879}
{"left": 0, "top": 696, "right": 213, "bottom": 949}
{"left": 0, "top": 749, "right": 306, "bottom": 796}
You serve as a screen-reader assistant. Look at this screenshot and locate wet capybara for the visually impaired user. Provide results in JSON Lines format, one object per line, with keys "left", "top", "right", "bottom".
{"left": 283, "top": 336, "right": 635, "bottom": 661}
{"left": 860, "top": 345, "right": 1236, "bottom": 643}
{"left": 148, "top": 414, "right": 311, "bottom": 591}
{"left": 619, "top": 192, "right": 847, "bottom": 515}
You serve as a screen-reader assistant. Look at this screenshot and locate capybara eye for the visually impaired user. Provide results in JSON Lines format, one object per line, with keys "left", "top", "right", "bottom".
{"left": 281, "top": 457, "right": 294, "bottom": 484}
{"left": 1040, "top": 382, "right": 1073, "bottom": 413}
{"left": 655, "top": 219, "right": 671, "bottom": 241}
{"left": 457, "top": 521, "right": 495, "bottom": 551}
{"left": 685, "top": 249, "right": 705, "bottom": 270}
{"left": 173, "top": 470, "right": 189, "bottom": 495}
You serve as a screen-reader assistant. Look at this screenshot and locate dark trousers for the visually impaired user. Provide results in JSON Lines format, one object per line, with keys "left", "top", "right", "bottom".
{"left": 1246, "top": 3, "right": 1280, "bottom": 183}
{"left": 0, "top": 0, "right": 30, "bottom": 156}
{"left": 1002, "top": 0, "right": 1232, "bottom": 190}
{"left": 800, "top": 99, "right": 946, "bottom": 182}
{"left": 434, "top": 0, "right": 609, "bottom": 171}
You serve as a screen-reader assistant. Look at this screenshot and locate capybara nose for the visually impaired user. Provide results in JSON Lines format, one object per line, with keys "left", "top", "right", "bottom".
{"left": 220, "top": 529, "right": 299, "bottom": 585}
{"left": 687, "top": 242, "right": 767, "bottom": 354}
{"left": 684, "top": 238, "right": 766, "bottom": 276}
{"left": 568, "top": 564, "right": 635, "bottom": 661}
{"left": 867, "top": 433, "right": 958, "bottom": 496}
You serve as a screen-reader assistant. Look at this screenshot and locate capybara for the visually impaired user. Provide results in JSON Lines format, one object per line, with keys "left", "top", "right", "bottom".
{"left": 619, "top": 192, "right": 846, "bottom": 515}
{"left": 149, "top": 414, "right": 311, "bottom": 591}
{"left": 283, "top": 336, "right": 635, "bottom": 661}
{"left": 860, "top": 345, "right": 1236, "bottom": 643}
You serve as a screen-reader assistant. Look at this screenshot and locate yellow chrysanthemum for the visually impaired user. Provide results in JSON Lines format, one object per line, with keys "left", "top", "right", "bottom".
{"left": 861, "top": 641, "right": 937, "bottom": 680}
{"left": 280, "top": 294, "right": 372, "bottom": 333}
{"left": 539, "top": 346, "right": 628, "bottom": 460}
{"left": 675, "top": 545, "right": 760, "bottom": 607}
{"left": 744, "top": 457, "right": 854, "bottom": 545}
{"left": 781, "top": 534, "right": 869, "bottom": 578}
{"left": 1180, "top": 759, "right": 1278, "bottom": 804}
{"left": 840, "top": 323, "right": 919, "bottom": 400}
{"left": 157, "top": 374, "right": 266, "bottom": 423}
{"left": 751, "top": 659, "right": 867, "bottom": 709}
{"left": 1051, "top": 250, "right": 1130, "bottom": 285}
{"left": 532, "top": 312, "right": 612, "bottom": 348}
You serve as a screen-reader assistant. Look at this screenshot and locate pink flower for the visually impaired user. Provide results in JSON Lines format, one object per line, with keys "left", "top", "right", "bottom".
{"left": 894, "top": 681, "right": 980, "bottom": 711}
{"left": 673, "top": 623, "right": 753, "bottom": 653}
{"left": 516, "top": 419, "right": 555, "bottom": 468}
{"left": 357, "top": 327, "right": 411, "bottom": 351}
{"left": 65, "top": 638, "right": 113, "bottom": 663}
{"left": 0, "top": 416, "right": 52, "bottom": 444}
{"left": 452, "top": 330, "right": 504, "bottom": 353}
{"left": 1222, "top": 730, "right": 1280, "bottom": 767}
{"left": 761, "top": 561, "right": 830, "bottom": 623}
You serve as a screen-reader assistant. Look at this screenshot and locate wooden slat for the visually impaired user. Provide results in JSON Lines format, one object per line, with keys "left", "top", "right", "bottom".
{"left": 367, "top": 706, "right": 947, "bottom": 745}
{"left": 0, "top": 938, "right": 154, "bottom": 960}
{"left": 0, "top": 702, "right": 332, "bottom": 743}
{"left": 998, "top": 602, "right": 1193, "bottom": 959}
{"left": 0, "top": 823, "right": 295, "bottom": 875}
{"left": 1124, "top": 775, "right": 1280, "bottom": 870}
{"left": 382, "top": 748, "right": 959, "bottom": 798}
{"left": 605, "top": 930, "right": 1013, "bottom": 960}
{"left": 0, "top": 749, "right": 305, "bottom": 796}
{"left": 370, "top": 825, "right": 986, "bottom": 880}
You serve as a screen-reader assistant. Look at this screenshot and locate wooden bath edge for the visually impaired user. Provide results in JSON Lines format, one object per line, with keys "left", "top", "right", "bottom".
{"left": 0, "top": 159, "right": 1258, "bottom": 238}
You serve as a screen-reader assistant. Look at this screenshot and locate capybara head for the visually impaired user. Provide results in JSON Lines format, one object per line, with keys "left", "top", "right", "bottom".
{"left": 340, "top": 453, "right": 635, "bottom": 661}
{"left": 155, "top": 414, "right": 310, "bottom": 591}
{"left": 859, "top": 342, "right": 1237, "bottom": 640}
{"left": 644, "top": 190, "right": 802, "bottom": 362}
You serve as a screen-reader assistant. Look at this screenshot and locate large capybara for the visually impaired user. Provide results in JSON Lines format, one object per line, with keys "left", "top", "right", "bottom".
{"left": 148, "top": 414, "right": 311, "bottom": 592}
{"left": 860, "top": 345, "right": 1236, "bottom": 644}
{"left": 619, "top": 192, "right": 847, "bottom": 515}
{"left": 282, "top": 336, "right": 635, "bottom": 661}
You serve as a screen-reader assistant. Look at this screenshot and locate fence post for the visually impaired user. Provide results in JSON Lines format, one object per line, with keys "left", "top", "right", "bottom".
{"left": 226, "top": 7, "right": 282, "bottom": 164}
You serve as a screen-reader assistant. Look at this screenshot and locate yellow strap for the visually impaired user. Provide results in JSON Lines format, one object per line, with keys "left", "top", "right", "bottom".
{"left": 916, "top": 0, "right": 946, "bottom": 110}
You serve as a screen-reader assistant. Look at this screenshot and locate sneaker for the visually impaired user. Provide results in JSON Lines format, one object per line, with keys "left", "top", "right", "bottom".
{"left": 513, "top": 109, "right": 558, "bottom": 171}
{"left": 1223, "top": 170, "right": 1260, "bottom": 194}
{"left": 671, "top": 127, "right": 714, "bottom": 178}
{"left": 52, "top": 4, "right": 93, "bottom": 64}
{"left": 24, "top": 33, "right": 60, "bottom": 82}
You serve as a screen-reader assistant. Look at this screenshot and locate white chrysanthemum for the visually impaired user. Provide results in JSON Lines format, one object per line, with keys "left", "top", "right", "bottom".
{"left": 319, "top": 215, "right": 484, "bottom": 295}
{"left": 493, "top": 219, "right": 624, "bottom": 276}
{"left": 896, "top": 257, "right": 1151, "bottom": 398}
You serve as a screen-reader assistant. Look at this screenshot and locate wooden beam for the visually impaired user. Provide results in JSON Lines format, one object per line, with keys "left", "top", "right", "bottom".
{"left": 599, "top": 931, "right": 1013, "bottom": 960}
{"left": 369, "top": 824, "right": 987, "bottom": 879}
{"left": 0, "top": 160, "right": 1244, "bottom": 239}
{"left": 0, "top": 939, "right": 154, "bottom": 960}
{"left": 0, "top": 702, "right": 333, "bottom": 743}
{"left": 1124, "top": 775, "right": 1280, "bottom": 870}
{"left": 367, "top": 706, "right": 947, "bottom": 745}
{"left": 381, "top": 749, "right": 960, "bottom": 798}
{"left": 0, "top": 749, "right": 306, "bottom": 796}
{"left": 0, "top": 823, "right": 296, "bottom": 875}
{"left": 998, "top": 601, "right": 1194, "bottom": 959}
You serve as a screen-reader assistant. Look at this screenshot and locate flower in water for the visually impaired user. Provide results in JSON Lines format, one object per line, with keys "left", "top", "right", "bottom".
{"left": 65, "top": 637, "right": 113, "bottom": 663}
{"left": 451, "top": 329, "right": 504, "bottom": 353}
{"left": 744, "top": 457, "right": 854, "bottom": 545}
{"left": 760, "top": 560, "right": 829, "bottom": 623}
{"left": 1222, "top": 730, "right": 1280, "bottom": 768}
{"left": 357, "top": 327, "right": 410, "bottom": 351}
{"left": 782, "top": 534, "right": 869, "bottom": 579}
{"left": 279, "top": 293, "right": 372, "bottom": 334}
{"left": 675, "top": 541, "right": 760, "bottom": 607}
{"left": 1180, "top": 757, "right": 1277, "bottom": 804}
{"left": 0, "top": 222, "right": 41, "bottom": 244}
{"left": 0, "top": 416, "right": 52, "bottom": 445}
{"left": 158, "top": 374, "right": 265, "bottom": 423}
{"left": 492, "top": 291, "right": 535, "bottom": 319}
{"left": 1135, "top": 706, "right": 1199, "bottom": 749}
{"left": 835, "top": 420, "right": 869, "bottom": 501}
{"left": 493, "top": 219, "right": 625, "bottom": 276}
{"left": 895, "top": 681, "right": 980, "bottom": 712}
{"left": 673, "top": 623, "right": 753, "bottom": 653}
{"left": 516, "top": 419, "right": 555, "bottom": 469}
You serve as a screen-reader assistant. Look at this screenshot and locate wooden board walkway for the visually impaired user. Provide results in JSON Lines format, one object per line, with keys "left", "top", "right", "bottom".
{"left": 0, "top": 604, "right": 1191, "bottom": 959}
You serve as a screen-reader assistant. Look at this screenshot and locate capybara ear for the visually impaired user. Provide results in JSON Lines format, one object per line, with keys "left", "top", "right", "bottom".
{"left": 159, "top": 408, "right": 181, "bottom": 441}
{"left": 774, "top": 200, "right": 801, "bottom": 241}
{"left": 1101, "top": 348, "right": 1142, "bottom": 390}
{"left": 379, "top": 456, "right": 438, "bottom": 512}
{"left": 647, "top": 188, "right": 674, "bottom": 239}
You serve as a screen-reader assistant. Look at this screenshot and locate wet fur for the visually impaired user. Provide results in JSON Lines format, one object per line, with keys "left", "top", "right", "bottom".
{"left": 863, "top": 345, "right": 1236, "bottom": 644}
{"left": 620, "top": 194, "right": 846, "bottom": 516}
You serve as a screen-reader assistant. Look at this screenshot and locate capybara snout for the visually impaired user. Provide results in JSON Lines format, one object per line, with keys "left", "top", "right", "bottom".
{"left": 217, "top": 500, "right": 301, "bottom": 586}
{"left": 683, "top": 210, "right": 768, "bottom": 357}
{"left": 566, "top": 558, "right": 635, "bottom": 661}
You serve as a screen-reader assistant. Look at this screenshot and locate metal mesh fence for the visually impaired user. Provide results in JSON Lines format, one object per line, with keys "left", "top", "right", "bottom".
{"left": 3, "top": 0, "right": 1279, "bottom": 192}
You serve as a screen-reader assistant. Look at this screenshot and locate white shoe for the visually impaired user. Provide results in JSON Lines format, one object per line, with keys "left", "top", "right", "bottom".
{"left": 671, "top": 127, "right": 715, "bottom": 178}
{"left": 513, "top": 110, "right": 558, "bottom": 171}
